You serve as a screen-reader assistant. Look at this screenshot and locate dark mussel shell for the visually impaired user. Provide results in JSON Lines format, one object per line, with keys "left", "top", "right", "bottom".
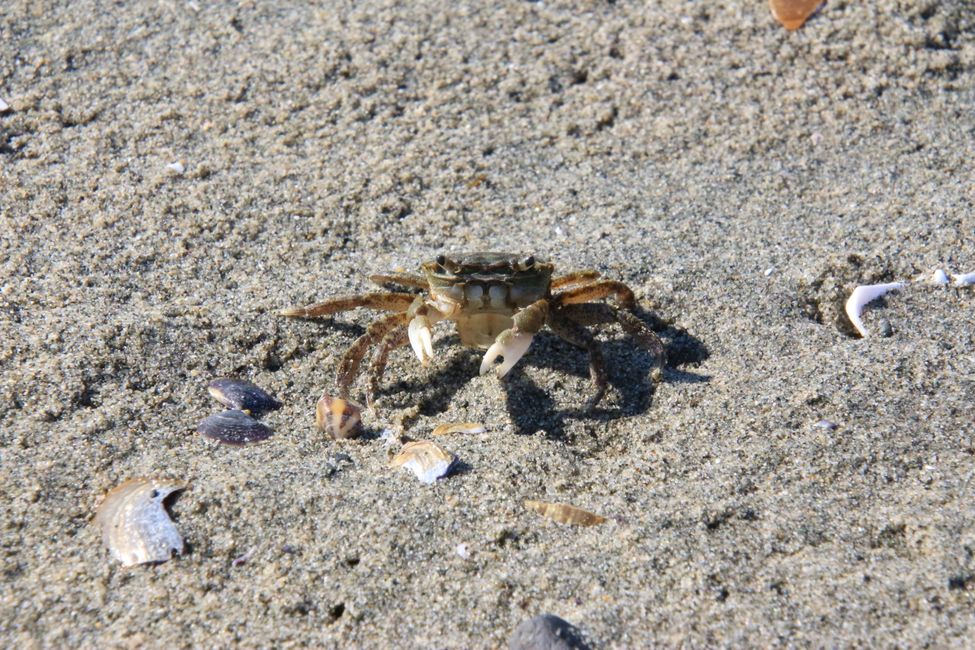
{"left": 207, "top": 378, "right": 282, "bottom": 415}
{"left": 197, "top": 409, "right": 274, "bottom": 445}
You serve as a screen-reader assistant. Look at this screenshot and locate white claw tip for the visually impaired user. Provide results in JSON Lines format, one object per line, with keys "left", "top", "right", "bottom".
{"left": 845, "top": 281, "right": 905, "bottom": 338}
{"left": 479, "top": 331, "right": 534, "bottom": 377}
{"left": 408, "top": 317, "right": 434, "bottom": 366}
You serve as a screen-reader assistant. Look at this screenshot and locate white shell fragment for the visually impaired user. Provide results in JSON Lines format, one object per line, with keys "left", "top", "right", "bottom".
{"left": 524, "top": 500, "right": 607, "bottom": 526}
{"left": 953, "top": 271, "right": 975, "bottom": 287}
{"left": 932, "top": 269, "right": 950, "bottom": 285}
{"left": 845, "top": 281, "right": 905, "bottom": 338}
{"left": 431, "top": 422, "right": 485, "bottom": 436}
{"left": 166, "top": 161, "right": 185, "bottom": 174}
{"left": 390, "top": 440, "right": 454, "bottom": 484}
{"left": 0, "top": 98, "right": 9, "bottom": 112}
{"left": 95, "top": 478, "right": 185, "bottom": 567}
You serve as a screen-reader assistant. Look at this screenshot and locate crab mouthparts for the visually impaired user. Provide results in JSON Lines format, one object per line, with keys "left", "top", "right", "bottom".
{"left": 479, "top": 330, "right": 534, "bottom": 377}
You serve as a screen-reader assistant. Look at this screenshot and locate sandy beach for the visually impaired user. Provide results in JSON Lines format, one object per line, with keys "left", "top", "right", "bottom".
{"left": 2, "top": 1, "right": 974, "bottom": 647}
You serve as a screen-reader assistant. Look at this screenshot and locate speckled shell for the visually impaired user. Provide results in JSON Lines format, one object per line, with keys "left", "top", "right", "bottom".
{"left": 95, "top": 478, "right": 185, "bottom": 567}
{"left": 316, "top": 394, "right": 363, "bottom": 440}
{"left": 524, "top": 500, "right": 606, "bottom": 527}
{"left": 207, "top": 378, "right": 282, "bottom": 415}
{"left": 197, "top": 409, "right": 274, "bottom": 445}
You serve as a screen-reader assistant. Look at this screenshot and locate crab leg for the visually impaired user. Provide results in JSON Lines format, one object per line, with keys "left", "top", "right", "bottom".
{"left": 368, "top": 273, "right": 429, "bottom": 290}
{"left": 555, "top": 280, "right": 636, "bottom": 310}
{"left": 550, "top": 270, "right": 601, "bottom": 290}
{"left": 546, "top": 306, "right": 608, "bottom": 412}
{"left": 280, "top": 292, "right": 416, "bottom": 318}
{"left": 366, "top": 325, "right": 410, "bottom": 407}
{"left": 479, "top": 299, "right": 549, "bottom": 377}
{"left": 560, "top": 302, "right": 667, "bottom": 378}
{"left": 336, "top": 312, "right": 411, "bottom": 397}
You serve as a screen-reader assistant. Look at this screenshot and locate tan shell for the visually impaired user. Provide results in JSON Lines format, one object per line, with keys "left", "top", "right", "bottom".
{"left": 768, "top": 0, "right": 823, "bottom": 31}
{"left": 95, "top": 478, "right": 186, "bottom": 567}
{"left": 390, "top": 440, "right": 454, "bottom": 484}
{"left": 431, "top": 422, "right": 485, "bottom": 436}
{"left": 316, "top": 394, "right": 363, "bottom": 440}
{"left": 524, "top": 500, "right": 606, "bottom": 527}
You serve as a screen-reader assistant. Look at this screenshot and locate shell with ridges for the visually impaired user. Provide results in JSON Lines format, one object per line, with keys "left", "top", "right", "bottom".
{"left": 390, "top": 440, "right": 454, "bottom": 484}
{"left": 95, "top": 478, "right": 185, "bottom": 567}
{"left": 197, "top": 409, "right": 274, "bottom": 445}
{"left": 207, "top": 378, "right": 282, "bottom": 415}
{"left": 316, "top": 394, "right": 363, "bottom": 440}
{"left": 524, "top": 500, "right": 606, "bottom": 526}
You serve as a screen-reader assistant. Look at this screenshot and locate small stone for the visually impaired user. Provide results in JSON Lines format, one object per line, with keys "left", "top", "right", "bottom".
{"left": 508, "top": 614, "right": 590, "bottom": 650}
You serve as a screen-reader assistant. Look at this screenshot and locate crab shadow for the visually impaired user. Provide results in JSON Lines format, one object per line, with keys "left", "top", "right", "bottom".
{"left": 382, "top": 314, "right": 709, "bottom": 442}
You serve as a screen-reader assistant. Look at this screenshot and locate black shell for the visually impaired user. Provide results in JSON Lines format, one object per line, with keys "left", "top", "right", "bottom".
{"left": 207, "top": 378, "right": 282, "bottom": 415}
{"left": 197, "top": 409, "right": 274, "bottom": 445}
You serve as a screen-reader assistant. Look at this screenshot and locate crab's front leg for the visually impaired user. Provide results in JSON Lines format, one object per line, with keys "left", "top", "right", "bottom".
{"left": 407, "top": 296, "right": 444, "bottom": 367}
{"left": 479, "top": 299, "right": 549, "bottom": 377}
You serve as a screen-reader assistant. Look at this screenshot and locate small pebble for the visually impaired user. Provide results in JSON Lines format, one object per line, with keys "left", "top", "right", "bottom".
{"left": 813, "top": 419, "right": 838, "bottom": 431}
{"left": 508, "top": 614, "right": 590, "bottom": 650}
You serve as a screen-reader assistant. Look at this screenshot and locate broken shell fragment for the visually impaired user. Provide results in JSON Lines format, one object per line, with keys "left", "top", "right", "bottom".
{"left": 953, "top": 271, "right": 975, "bottom": 287}
{"left": 390, "top": 440, "right": 454, "bottom": 484}
{"left": 768, "top": 0, "right": 823, "bottom": 31}
{"left": 316, "top": 394, "right": 363, "bottom": 440}
{"left": 95, "top": 478, "right": 185, "bottom": 567}
{"left": 844, "top": 281, "right": 905, "bottom": 338}
{"left": 524, "top": 500, "right": 606, "bottom": 527}
{"left": 431, "top": 422, "right": 485, "bottom": 436}
{"left": 197, "top": 409, "right": 274, "bottom": 445}
{"left": 932, "top": 269, "right": 950, "bottom": 285}
{"left": 207, "top": 378, "right": 282, "bottom": 415}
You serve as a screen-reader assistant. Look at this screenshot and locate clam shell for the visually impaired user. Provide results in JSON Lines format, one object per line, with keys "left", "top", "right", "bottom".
{"left": 316, "top": 394, "right": 363, "bottom": 440}
{"left": 197, "top": 409, "right": 274, "bottom": 445}
{"left": 524, "top": 500, "right": 606, "bottom": 527}
{"left": 95, "top": 478, "right": 185, "bottom": 567}
{"left": 207, "top": 378, "right": 282, "bottom": 415}
{"left": 431, "top": 422, "right": 485, "bottom": 436}
{"left": 390, "top": 440, "right": 454, "bottom": 484}
{"left": 768, "top": 0, "right": 823, "bottom": 31}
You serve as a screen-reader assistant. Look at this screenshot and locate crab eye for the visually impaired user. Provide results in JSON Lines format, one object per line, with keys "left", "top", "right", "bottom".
{"left": 516, "top": 255, "right": 535, "bottom": 271}
{"left": 436, "top": 254, "right": 447, "bottom": 269}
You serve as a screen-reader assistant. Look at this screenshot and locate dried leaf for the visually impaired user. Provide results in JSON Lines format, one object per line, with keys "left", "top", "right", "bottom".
{"left": 524, "top": 500, "right": 606, "bottom": 527}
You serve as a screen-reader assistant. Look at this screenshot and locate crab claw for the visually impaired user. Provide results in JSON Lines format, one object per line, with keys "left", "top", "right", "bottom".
{"left": 479, "top": 329, "right": 534, "bottom": 377}
{"left": 408, "top": 315, "right": 435, "bottom": 367}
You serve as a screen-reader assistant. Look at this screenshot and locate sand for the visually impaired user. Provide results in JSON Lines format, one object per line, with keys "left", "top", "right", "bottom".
{"left": 2, "top": 0, "right": 974, "bottom": 647}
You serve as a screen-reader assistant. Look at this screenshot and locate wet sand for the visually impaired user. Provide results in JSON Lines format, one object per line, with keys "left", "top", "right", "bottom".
{"left": 2, "top": 1, "right": 974, "bottom": 647}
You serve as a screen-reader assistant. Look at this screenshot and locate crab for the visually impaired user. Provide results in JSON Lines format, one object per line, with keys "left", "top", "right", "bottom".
{"left": 281, "top": 252, "right": 666, "bottom": 411}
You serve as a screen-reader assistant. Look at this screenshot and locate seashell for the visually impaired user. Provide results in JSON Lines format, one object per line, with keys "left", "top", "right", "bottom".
{"left": 316, "top": 394, "right": 363, "bottom": 440}
{"left": 932, "top": 269, "right": 950, "bottom": 285}
{"left": 197, "top": 409, "right": 274, "bottom": 445}
{"left": 844, "top": 281, "right": 905, "bottom": 338}
{"left": 953, "top": 271, "right": 975, "bottom": 287}
{"left": 431, "top": 422, "right": 485, "bottom": 436}
{"left": 509, "top": 614, "right": 590, "bottom": 650}
{"left": 0, "top": 98, "right": 9, "bottom": 112}
{"left": 207, "top": 378, "right": 282, "bottom": 415}
{"left": 768, "top": 0, "right": 823, "bottom": 31}
{"left": 390, "top": 440, "right": 454, "bottom": 484}
{"left": 95, "top": 478, "right": 185, "bottom": 567}
{"left": 524, "top": 500, "right": 606, "bottom": 527}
